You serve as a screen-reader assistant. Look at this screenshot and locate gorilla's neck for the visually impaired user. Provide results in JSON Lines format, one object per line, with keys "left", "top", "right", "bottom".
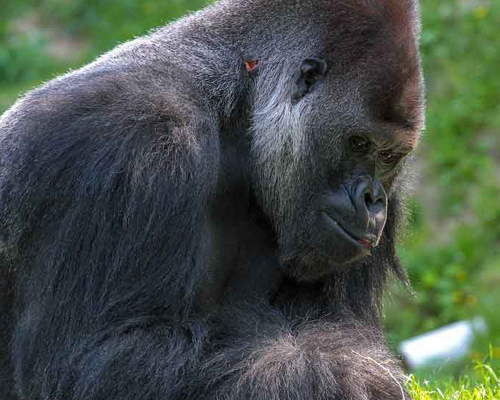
{"left": 193, "top": 94, "right": 283, "bottom": 313}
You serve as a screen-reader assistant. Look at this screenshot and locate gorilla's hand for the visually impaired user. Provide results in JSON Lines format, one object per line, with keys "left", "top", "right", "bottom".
{"left": 200, "top": 319, "right": 409, "bottom": 400}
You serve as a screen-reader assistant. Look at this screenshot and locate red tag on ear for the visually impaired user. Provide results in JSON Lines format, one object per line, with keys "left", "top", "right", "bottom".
{"left": 245, "top": 59, "right": 259, "bottom": 72}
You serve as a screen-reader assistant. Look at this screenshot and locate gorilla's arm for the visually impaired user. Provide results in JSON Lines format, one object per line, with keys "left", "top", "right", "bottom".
{"left": 0, "top": 69, "right": 222, "bottom": 399}
{"left": 189, "top": 303, "right": 408, "bottom": 400}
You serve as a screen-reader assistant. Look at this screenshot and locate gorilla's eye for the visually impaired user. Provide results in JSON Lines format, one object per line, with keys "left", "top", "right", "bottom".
{"left": 379, "top": 150, "right": 401, "bottom": 166}
{"left": 349, "top": 136, "right": 371, "bottom": 153}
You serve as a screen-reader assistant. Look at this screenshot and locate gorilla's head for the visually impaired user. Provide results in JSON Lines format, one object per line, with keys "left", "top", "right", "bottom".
{"left": 250, "top": 0, "right": 424, "bottom": 281}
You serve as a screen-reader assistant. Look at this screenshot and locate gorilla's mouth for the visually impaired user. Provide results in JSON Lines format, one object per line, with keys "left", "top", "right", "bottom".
{"left": 322, "top": 212, "right": 373, "bottom": 255}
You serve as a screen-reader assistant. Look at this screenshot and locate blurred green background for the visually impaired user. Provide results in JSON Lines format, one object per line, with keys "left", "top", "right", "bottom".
{"left": 1, "top": 0, "right": 499, "bottom": 382}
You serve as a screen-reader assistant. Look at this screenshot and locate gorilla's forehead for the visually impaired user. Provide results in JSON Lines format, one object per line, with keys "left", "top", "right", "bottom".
{"left": 319, "top": 0, "right": 420, "bottom": 34}
{"left": 315, "top": 70, "right": 423, "bottom": 151}
{"left": 316, "top": 0, "right": 424, "bottom": 147}
{"left": 319, "top": 0, "right": 421, "bottom": 70}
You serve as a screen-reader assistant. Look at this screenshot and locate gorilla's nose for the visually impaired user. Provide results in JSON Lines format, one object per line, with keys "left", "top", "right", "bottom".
{"left": 352, "top": 176, "right": 387, "bottom": 244}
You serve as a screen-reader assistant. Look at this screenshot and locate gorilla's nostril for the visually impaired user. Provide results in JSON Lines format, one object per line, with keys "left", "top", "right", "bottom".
{"left": 364, "top": 186, "right": 385, "bottom": 206}
{"left": 364, "top": 191, "right": 374, "bottom": 206}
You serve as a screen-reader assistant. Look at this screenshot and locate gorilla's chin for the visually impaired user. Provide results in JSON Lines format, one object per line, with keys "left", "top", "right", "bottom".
{"left": 285, "top": 250, "right": 367, "bottom": 282}
{"left": 282, "top": 212, "right": 374, "bottom": 282}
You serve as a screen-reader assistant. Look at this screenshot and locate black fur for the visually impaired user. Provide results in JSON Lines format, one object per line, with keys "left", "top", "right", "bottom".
{"left": 0, "top": 0, "right": 424, "bottom": 399}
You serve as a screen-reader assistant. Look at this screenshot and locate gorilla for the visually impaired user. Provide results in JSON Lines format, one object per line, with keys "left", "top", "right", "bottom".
{"left": 0, "top": 0, "right": 424, "bottom": 399}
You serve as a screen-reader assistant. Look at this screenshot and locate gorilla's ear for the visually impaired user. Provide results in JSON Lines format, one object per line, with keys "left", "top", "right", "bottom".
{"left": 292, "top": 58, "right": 329, "bottom": 103}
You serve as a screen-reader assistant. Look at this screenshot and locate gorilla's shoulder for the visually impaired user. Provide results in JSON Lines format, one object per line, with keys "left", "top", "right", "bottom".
{"left": 0, "top": 55, "right": 217, "bottom": 165}
{"left": 0, "top": 52, "right": 220, "bottom": 200}
{"left": 4, "top": 63, "right": 206, "bottom": 130}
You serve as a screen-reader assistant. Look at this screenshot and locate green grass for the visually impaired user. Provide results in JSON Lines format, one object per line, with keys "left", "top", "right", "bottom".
{"left": 409, "top": 359, "right": 500, "bottom": 400}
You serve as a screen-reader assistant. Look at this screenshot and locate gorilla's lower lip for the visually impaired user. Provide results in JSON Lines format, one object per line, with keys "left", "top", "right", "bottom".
{"left": 322, "top": 212, "right": 372, "bottom": 255}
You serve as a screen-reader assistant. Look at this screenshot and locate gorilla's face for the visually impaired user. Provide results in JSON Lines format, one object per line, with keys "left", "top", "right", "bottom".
{"left": 277, "top": 113, "right": 416, "bottom": 281}
{"left": 251, "top": 49, "right": 424, "bottom": 282}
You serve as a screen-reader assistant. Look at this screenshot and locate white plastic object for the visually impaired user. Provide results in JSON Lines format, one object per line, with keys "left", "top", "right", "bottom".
{"left": 399, "top": 318, "right": 487, "bottom": 370}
